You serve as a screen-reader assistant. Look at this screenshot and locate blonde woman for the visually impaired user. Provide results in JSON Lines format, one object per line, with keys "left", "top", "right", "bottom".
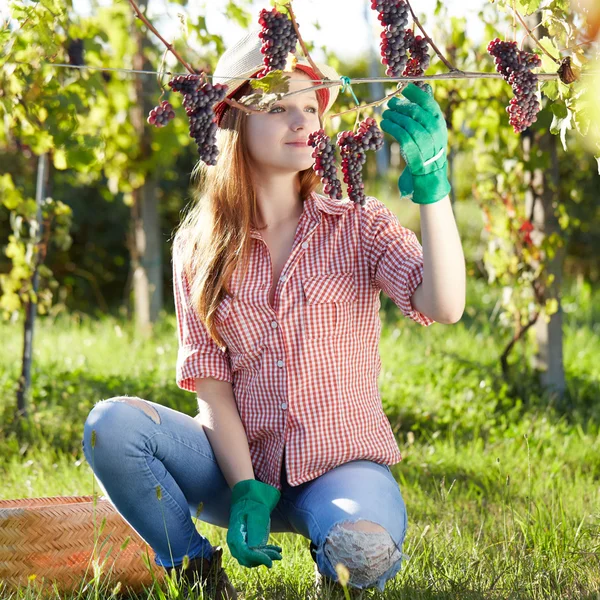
{"left": 83, "top": 23, "right": 464, "bottom": 600}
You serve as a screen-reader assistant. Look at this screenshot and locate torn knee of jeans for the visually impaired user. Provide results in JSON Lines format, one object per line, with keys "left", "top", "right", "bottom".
{"left": 105, "top": 396, "right": 161, "bottom": 425}
{"left": 323, "top": 520, "right": 403, "bottom": 589}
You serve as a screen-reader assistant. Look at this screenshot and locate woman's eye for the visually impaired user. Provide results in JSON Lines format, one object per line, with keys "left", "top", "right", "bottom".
{"left": 270, "top": 106, "right": 317, "bottom": 113}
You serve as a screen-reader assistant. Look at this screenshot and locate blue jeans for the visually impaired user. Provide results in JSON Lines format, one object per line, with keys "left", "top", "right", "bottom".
{"left": 82, "top": 396, "right": 408, "bottom": 592}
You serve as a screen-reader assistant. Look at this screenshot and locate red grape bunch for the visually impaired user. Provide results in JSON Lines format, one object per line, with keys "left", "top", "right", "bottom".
{"left": 337, "top": 130, "right": 366, "bottom": 205}
{"left": 166, "top": 74, "right": 228, "bottom": 166}
{"left": 337, "top": 118, "right": 385, "bottom": 206}
{"left": 147, "top": 100, "right": 176, "bottom": 128}
{"left": 257, "top": 8, "right": 299, "bottom": 77}
{"left": 357, "top": 117, "right": 385, "bottom": 152}
{"left": 372, "top": 0, "right": 411, "bottom": 77}
{"left": 487, "top": 38, "right": 542, "bottom": 133}
{"left": 403, "top": 29, "right": 430, "bottom": 90}
{"left": 308, "top": 129, "right": 343, "bottom": 200}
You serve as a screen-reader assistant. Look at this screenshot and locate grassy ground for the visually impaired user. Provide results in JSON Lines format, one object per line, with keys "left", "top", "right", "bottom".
{"left": 1, "top": 203, "right": 599, "bottom": 598}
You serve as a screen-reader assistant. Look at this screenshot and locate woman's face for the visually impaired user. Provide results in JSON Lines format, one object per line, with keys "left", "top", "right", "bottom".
{"left": 244, "top": 70, "right": 322, "bottom": 176}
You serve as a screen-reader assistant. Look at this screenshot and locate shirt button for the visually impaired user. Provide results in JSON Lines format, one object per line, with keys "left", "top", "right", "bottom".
{"left": 280, "top": 275, "right": 286, "bottom": 282}
{"left": 277, "top": 360, "right": 284, "bottom": 368}
{"left": 271, "top": 320, "right": 278, "bottom": 329}
{"left": 281, "top": 402, "right": 288, "bottom": 410}
{"left": 301, "top": 242, "right": 308, "bottom": 249}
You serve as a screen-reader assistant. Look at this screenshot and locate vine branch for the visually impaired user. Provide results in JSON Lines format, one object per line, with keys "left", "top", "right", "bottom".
{"left": 404, "top": 0, "right": 459, "bottom": 72}
{"left": 328, "top": 85, "right": 409, "bottom": 119}
{"left": 127, "top": 0, "right": 195, "bottom": 74}
{"left": 510, "top": 5, "right": 561, "bottom": 64}
{"left": 284, "top": 2, "right": 326, "bottom": 81}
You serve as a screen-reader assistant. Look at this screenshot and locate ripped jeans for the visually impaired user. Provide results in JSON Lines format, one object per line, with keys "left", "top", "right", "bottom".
{"left": 82, "top": 396, "right": 408, "bottom": 592}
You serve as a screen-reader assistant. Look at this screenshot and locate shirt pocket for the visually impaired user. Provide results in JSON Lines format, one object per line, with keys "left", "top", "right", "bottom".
{"left": 302, "top": 272, "right": 357, "bottom": 340}
{"left": 214, "top": 293, "right": 265, "bottom": 373}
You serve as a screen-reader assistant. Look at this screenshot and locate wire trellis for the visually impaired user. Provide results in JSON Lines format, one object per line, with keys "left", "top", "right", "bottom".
{"left": 5, "top": 60, "right": 598, "bottom": 82}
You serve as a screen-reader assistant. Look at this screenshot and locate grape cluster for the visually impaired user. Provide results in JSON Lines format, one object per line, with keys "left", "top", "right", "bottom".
{"left": 167, "top": 74, "right": 228, "bottom": 166}
{"left": 372, "top": 1, "right": 431, "bottom": 87}
{"left": 337, "top": 131, "right": 366, "bottom": 205}
{"left": 487, "top": 38, "right": 542, "bottom": 133}
{"left": 357, "top": 117, "right": 385, "bottom": 152}
{"left": 67, "top": 38, "right": 84, "bottom": 66}
{"left": 337, "top": 118, "right": 385, "bottom": 206}
{"left": 257, "top": 8, "right": 299, "bottom": 77}
{"left": 372, "top": 0, "right": 411, "bottom": 77}
{"left": 147, "top": 100, "right": 176, "bottom": 128}
{"left": 402, "top": 29, "right": 430, "bottom": 90}
{"left": 308, "top": 129, "right": 343, "bottom": 200}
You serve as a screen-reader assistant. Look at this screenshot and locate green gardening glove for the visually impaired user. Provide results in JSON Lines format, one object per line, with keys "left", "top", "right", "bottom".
{"left": 380, "top": 83, "right": 451, "bottom": 205}
{"left": 227, "top": 479, "right": 283, "bottom": 568}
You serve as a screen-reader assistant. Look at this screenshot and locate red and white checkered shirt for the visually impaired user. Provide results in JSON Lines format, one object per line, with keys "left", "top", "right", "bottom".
{"left": 173, "top": 191, "right": 435, "bottom": 491}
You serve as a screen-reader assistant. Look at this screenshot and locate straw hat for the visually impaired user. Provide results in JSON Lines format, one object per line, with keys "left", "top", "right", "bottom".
{"left": 212, "top": 24, "right": 341, "bottom": 126}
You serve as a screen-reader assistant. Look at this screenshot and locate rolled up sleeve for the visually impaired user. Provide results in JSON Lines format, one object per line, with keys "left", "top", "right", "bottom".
{"left": 359, "top": 197, "right": 435, "bottom": 327}
{"left": 172, "top": 236, "right": 233, "bottom": 391}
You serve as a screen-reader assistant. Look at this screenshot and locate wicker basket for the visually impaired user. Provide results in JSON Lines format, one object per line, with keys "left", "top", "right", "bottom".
{"left": 0, "top": 494, "right": 165, "bottom": 596}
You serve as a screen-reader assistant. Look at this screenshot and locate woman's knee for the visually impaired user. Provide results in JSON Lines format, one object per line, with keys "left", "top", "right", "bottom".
{"left": 318, "top": 519, "right": 405, "bottom": 591}
{"left": 82, "top": 396, "right": 159, "bottom": 462}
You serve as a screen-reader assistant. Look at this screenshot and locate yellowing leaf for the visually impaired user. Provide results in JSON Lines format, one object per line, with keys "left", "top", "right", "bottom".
{"left": 53, "top": 148, "right": 68, "bottom": 170}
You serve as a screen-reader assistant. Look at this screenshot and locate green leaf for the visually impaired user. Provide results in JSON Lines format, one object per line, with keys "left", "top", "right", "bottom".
{"left": 545, "top": 15, "right": 571, "bottom": 39}
{"left": 224, "top": 1, "right": 253, "bottom": 28}
{"left": 571, "top": 102, "right": 591, "bottom": 136}
{"left": 249, "top": 70, "right": 290, "bottom": 95}
{"left": 549, "top": 106, "right": 572, "bottom": 151}
{"left": 515, "top": 0, "right": 541, "bottom": 16}
{"left": 541, "top": 80, "right": 559, "bottom": 101}
{"left": 53, "top": 148, "right": 68, "bottom": 170}
{"left": 538, "top": 36, "right": 561, "bottom": 63}
{"left": 549, "top": 102, "right": 568, "bottom": 119}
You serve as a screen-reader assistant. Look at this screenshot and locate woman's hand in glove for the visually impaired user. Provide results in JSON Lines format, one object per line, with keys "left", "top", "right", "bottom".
{"left": 380, "top": 83, "right": 451, "bottom": 205}
{"left": 227, "top": 479, "right": 283, "bottom": 568}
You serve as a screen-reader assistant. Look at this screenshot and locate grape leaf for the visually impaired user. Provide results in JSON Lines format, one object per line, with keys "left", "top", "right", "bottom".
{"left": 515, "top": 0, "right": 541, "bottom": 16}
{"left": 537, "top": 36, "right": 561, "bottom": 63}
{"left": 541, "top": 80, "right": 559, "bottom": 100}
{"left": 549, "top": 105, "right": 572, "bottom": 151}
{"left": 224, "top": 1, "right": 252, "bottom": 28}
{"left": 249, "top": 70, "right": 291, "bottom": 95}
{"left": 570, "top": 101, "right": 591, "bottom": 136}
{"left": 545, "top": 15, "right": 571, "bottom": 39}
{"left": 550, "top": 102, "right": 568, "bottom": 119}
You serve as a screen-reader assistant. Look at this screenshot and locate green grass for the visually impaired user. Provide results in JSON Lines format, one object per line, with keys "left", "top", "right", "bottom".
{"left": 1, "top": 271, "right": 600, "bottom": 598}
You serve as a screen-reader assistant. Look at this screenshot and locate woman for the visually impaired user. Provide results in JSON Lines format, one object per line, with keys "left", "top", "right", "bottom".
{"left": 82, "top": 24, "right": 465, "bottom": 600}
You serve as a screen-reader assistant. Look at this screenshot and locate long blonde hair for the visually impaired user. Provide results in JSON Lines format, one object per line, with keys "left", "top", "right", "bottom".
{"left": 172, "top": 73, "right": 324, "bottom": 350}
